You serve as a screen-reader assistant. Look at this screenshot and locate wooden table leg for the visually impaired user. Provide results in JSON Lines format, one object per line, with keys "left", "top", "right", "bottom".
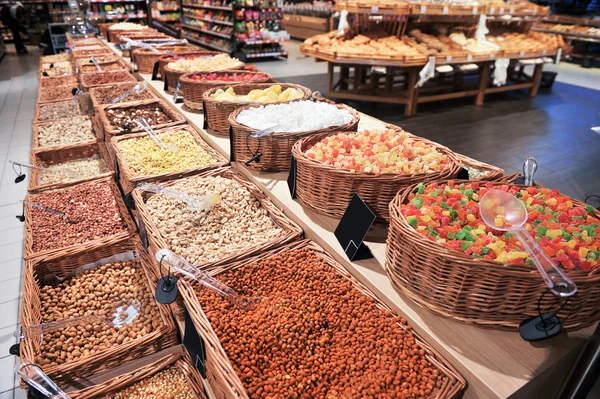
{"left": 406, "top": 67, "right": 418, "bottom": 116}
{"left": 340, "top": 65, "right": 349, "bottom": 91}
{"left": 475, "top": 62, "right": 491, "bottom": 106}
{"left": 529, "top": 63, "right": 544, "bottom": 97}
{"left": 327, "top": 62, "right": 334, "bottom": 94}
{"left": 385, "top": 67, "right": 394, "bottom": 93}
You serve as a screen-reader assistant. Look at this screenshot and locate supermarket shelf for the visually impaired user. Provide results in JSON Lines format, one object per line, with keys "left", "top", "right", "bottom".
{"left": 199, "top": 18, "right": 233, "bottom": 26}
{"left": 156, "top": 7, "right": 180, "bottom": 11}
{"left": 239, "top": 38, "right": 288, "bottom": 45}
{"left": 242, "top": 50, "right": 287, "bottom": 59}
{"left": 181, "top": 3, "right": 231, "bottom": 11}
{"left": 183, "top": 34, "right": 232, "bottom": 53}
{"left": 92, "top": 13, "right": 147, "bottom": 19}
{"left": 153, "top": 17, "right": 180, "bottom": 22}
{"left": 181, "top": 23, "right": 231, "bottom": 38}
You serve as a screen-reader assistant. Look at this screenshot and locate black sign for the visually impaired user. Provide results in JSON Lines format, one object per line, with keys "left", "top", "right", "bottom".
{"left": 334, "top": 194, "right": 375, "bottom": 261}
{"left": 124, "top": 192, "right": 136, "bottom": 210}
{"left": 173, "top": 81, "right": 183, "bottom": 104}
{"left": 155, "top": 275, "right": 179, "bottom": 304}
{"left": 163, "top": 78, "right": 169, "bottom": 92}
{"left": 287, "top": 156, "right": 297, "bottom": 199}
{"left": 114, "top": 157, "right": 120, "bottom": 181}
{"left": 152, "top": 61, "right": 160, "bottom": 81}
{"left": 229, "top": 126, "right": 235, "bottom": 162}
{"left": 138, "top": 216, "right": 149, "bottom": 249}
{"left": 202, "top": 101, "right": 208, "bottom": 129}
{"left": 183, "top": 307, "right": 207, "bottom": 378}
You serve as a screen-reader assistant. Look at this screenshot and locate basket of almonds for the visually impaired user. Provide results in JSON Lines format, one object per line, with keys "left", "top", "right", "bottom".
{"left": 131, "top": 167, "right": 303, "bottom": 275}
{"left": 20, "top": 239, "right": 178, "bottom": 385}
{"left": 80, "top": 70, "right": 137, "bottom": 91}
{"left": 179, "top": 239, "right": 467, "bottom": 399}
{"left": 28, "top": 142, "right": 114, "bottom": 194}
{"left": 68, "top": 349, "right": 208, "bottom": 398}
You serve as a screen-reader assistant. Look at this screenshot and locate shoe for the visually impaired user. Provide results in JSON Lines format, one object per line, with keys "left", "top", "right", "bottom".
{"left": 17, "top": 48, "right": 28, "bottom": 55}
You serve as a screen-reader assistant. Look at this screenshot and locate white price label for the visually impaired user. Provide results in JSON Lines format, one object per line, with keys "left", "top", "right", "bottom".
{"left": 467, "top": 54, "right": 473, "bottom": 62}
{"left": 533, "top": 8, "right": 537, "bottom": 15}
{"left": 445, "top": 55, "right": 452, "bottom": 63}
{"left": 416, "top": 56, "right": 436, "bottom": 88}
{"left": 519, "top": 50, "right": 525, "bottom": 57}
{"left": 509, "top": 7, "right": 514, "bottom": 14}
{"left": 420, "top": 5, "right": 426, "bottom": 13}
{"left": 489, "top": 53, "right": 495, "bottom": 60}
{"left": 443, "top": 6, "right": 449, "bottom": 14}
{"left": 542, "top": 49, "right": 547, "bottom": 55}
{"left": 370, "top": 6, "right": 379, "bottom": 13}
{"left": 499, "top": 7, "right": 505, "bottom": 14}
{"left": 555, "top": 48, "right": 562, "bottom": 64}
{"left": 472, "top": 6, "right": 478, "bottom": 14}
{"left": 489, "top": 6, "right": 495, "bottom": 14}
{"left": 172, "top": 81, "right": 181, "bottom": 102}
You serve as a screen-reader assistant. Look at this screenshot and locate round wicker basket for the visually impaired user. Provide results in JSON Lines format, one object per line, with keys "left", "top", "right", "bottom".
{"left": 163, "top": 59, "right": 244, "bottom": 94}
{"left": 385, "top": 179, "right": 600, "bottom": 330}
{"left": 292, "top": 132, "right": 462, "bottom": 221}
{"left": 203, "top": 83, "right": 312, "bottom": 137}
{"left": 180, "top": 70, "right": 273, "bottom": 111}
{"left": 157, "top": 51, "right": 222, "bottom": 81}
{"left": 229, "top": 104, "right": 360, "bottom": 171}
{"left": 133, "top": 45, "right": 197, "bottom": 74}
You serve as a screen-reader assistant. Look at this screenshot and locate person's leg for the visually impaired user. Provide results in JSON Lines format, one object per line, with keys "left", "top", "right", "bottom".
{"left": 9, "top": 24, "right": 27, "bottom": 54}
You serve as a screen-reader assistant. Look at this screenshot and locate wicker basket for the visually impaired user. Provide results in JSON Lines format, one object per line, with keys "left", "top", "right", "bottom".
{"left": 229, "top": 104, "right": 360, "bottom": 171}
{"left": 89, "top": 82, "right": 158, "bottom": 109}
{"left": 203, "top": 83, "right": 312, "bottom": 136}
{"left": 34, "top": 99, "right": 88, "bottom": 124}
{"left": 80, "top": 70, "right": 138, "bottom": 91}
{"left": 28, "top": 142, "right": 114, "bottom": 194}
{"left": 20, "top": 239, "right": 178, "bottom": 385}
{"left": 111, "top": 125, "right": 229, "bottom": 194}
{"left": 39, "top": 75, "right": 78, "bottom": 88}
{"left": 179, "top": 70, "right": 273, "bottom": 111}
{"left": 292, "top": 133, "right": 462, "bottom": 221}
{"left": 133, "top": 45, "right": 198, "bottom": 74}
{"left": 156, "top": 52, "right": 221, "bottom": 81}
{"left": 163, "top": 59, "right": 245, "bottom": 94}
{"left": 178, "top": 239, "right": 466, "bottom": 399}
{"left": 108, "top": 29, "right": 158, "bottom": 43}
{"left": 37, "top": 84, "right": 80, "bottom": 104}
{"left": 96, "top": 99, "right": 186, "bottom": 142}
{"left": 69, "top": 349, "right": 207, "bottom": 398}
{"left": 386, "top": 179, "right": 600, "bottom": 330}
{"left": 131, "top": 166, "right": 303, "bottom": 274}
{"left": 455, "top": 153, "right": 505, "bottom": 181}
{"left": 23, "top": 177, "right": 137, "bottom": 262}
{"left": 76, "top": 59, "right": 129, "bottom": 75}
{"left": 33, "top": 116, "right": 101, "bottom": 151}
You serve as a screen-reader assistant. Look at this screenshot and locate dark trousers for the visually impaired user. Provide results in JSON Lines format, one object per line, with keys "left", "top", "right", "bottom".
{"left": 8, "top": 23, "right": 25, "bottom": 52}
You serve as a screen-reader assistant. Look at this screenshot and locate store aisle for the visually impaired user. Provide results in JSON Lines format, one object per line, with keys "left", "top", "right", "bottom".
{"left": 0, "top": 48, "right": 40, "bottom": 399}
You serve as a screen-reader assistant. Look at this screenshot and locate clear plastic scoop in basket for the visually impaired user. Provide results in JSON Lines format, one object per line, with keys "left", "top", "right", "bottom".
{"left": 15, "top": 299, "right": 141, "bottom": 339}
{"left": 15, "top": 362, "right": 70, "bottom": 398}
{"left": 156, "top": 249, "right": 263, "bottom": 310}
{"left": 250, "top": 124, "right": 284, "bottom": 138}
{"left": 121, "top": 37, "right": 160, "bottom": 53}
{"left": 137, "top": 182, "right": 220, "bottom": 211}
{"left": 20, "top": 200, "right": 79, "bottom": 223}
{"left": 90, "top": 56, "right": 102, "bottom": 72}
{"left": 479, "top": 189, "right": 577, "bottom": 298}
{"left": 109, "top": 81, "right": 147, "bottom": 104}
{"left": 135, "top": 117, "right": 179, "bottom": 152}
{"left": 10, "top": 160, "right": 79, "bottom": 181}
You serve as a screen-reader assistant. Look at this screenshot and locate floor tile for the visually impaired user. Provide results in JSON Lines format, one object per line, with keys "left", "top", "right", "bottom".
{"left": 0, "top": 325, "right": 18, "bottom": 361}
{"left": 0, "top": 242, "right": 24, "bottom": 263}
{"left": 15, "top": 388, "right": 26, "bottom": 399}
{"left": 0, "top": 355, "right": 16, "bottom": 392}
{"left": 0, "top": 259, "right": 24, "bottom": 283}
{"left": 0, "top": 389, "right": 13, "bottom": 399}
{"left": 0, "top": 215, "right": 26, "bottom": 233}
{"left": 0, "top": 300, "right": 19, "bottom": 330}
{"left": 0, "top": 277, "right": 21, "bottom": 304}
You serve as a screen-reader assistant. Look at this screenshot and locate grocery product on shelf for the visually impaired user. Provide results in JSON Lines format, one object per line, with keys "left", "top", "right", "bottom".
{"left": 305, "top": 129, "right": 450, "bottom": 175}
{"left": 487, "top": 31, "right": 565, "bottom": 56}
{"left": 34, "top": 116, "right": 98, "bottom": 149}
{"left": 209, "top": 84, "right": 304, "bottom": 103}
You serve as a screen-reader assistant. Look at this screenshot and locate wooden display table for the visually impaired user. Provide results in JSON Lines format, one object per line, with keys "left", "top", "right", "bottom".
{"left": 133, "top": 67, "right": 595, "bottom": 399}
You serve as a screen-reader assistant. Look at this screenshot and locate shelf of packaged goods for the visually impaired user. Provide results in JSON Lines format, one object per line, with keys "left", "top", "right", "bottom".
{"left": 156, "top": 7, "right": 180, "bottom": 12}
{"left": 94, "top": 13, "right": 147, "bottom": 19}
{"left": 91, "top": 0, "right": 146, "bottom": 2}
{"left": 243, "top": 50, "right": 287, "bottom": 58}
{"left": 183, "top": 14, "right": 234, "bottom": 26}
{"left": 153, "top": 17, "right": 180, "bottom": 22}
{"left": 181, "top": 3, "right": 231, "bottom": 11}
{"left": 183, "top": 34, "right": 232, "bottom": 52}
{"left": 181, "top": 23, "right": 231, "bottom": 38}
{"left": 240, "top": 38, "right": 288, "bottom": 45}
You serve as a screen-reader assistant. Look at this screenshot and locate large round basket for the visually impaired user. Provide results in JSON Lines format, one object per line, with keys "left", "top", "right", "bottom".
{"left": 203, "top": 83, "right": 312, "bottom": 136}
{"left": 292, "top": 133, "right": 462, "bottom": 221}
{"left": 229, "top": 104, "right": 360, "bottom": 171}
{"left": 163, "top": 59, "right": 244, "bottom": 94}
{"left": 157, "top": 52, "right": 222, "bottom": 81}
{"left": 108, "top": 29, "right": 156, "bottom": 43}
{"left": 455, "top": 153, "right": 505, "bottom": 182}
{"left": 133, "top": 45, "right": 197, "bottom": 74}
{"left": 385, "top": 179, "right": 600, "bottom": 330}
{"left": 180, "top": 70, "right": 273, "bottom": 111}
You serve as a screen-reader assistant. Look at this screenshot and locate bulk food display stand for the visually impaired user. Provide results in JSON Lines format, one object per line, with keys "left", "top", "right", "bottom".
{"left": 10, "top": 22, "right": 599, "bottom": 399}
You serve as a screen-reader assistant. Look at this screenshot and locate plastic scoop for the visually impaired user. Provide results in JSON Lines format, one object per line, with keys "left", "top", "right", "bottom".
{"left": 121, "top": 37, "right": 160, "bottom": 53}
{"left": 10, "top": 160, "right": 79, "bottom": 180}
{"left": 16, "top": 299, "right": 141, "bottom": 339}
{"left": 109, "top": 81, "right": 147, "bottom": 104}
{"left": 156, "top": 249, "right": 263, "bottom": 310}
{"left": 20, "top": 200, "right": 78, "bottom": 223}
{"left": 250, "top": 124, "right": 284, "bottom": 138}
{"left": 90, "top": 56, "right": 102, "bottom": 71}
{"left": 71, "top": 89, "right": 83, "bottom": 105}
{"left": 135, "top": 117, "right": 178, "bottom": 152}
{"left": 523, "top": 157, "right": 537, "bottom": 186}
{"left": 138, "top": 182, "right": 220, "bottom": 211}
{"left": 15, "top": 362, "right": 70, "bottom": 398}
{"left": 479, "top": 189, "right": 577, "bottom": 297}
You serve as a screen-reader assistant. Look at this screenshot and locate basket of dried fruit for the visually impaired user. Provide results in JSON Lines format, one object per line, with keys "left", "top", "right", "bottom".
{"left": 40, "top": 53, "right": 70, "bottom": 65}
{"left": 386, "top": 179, "right": 600, "bottom": 330}
{"left": 112, "top": 125, "right": 228, "bottom": 194}
{"left": 23, "top": 177, "right": 137, "bottom": 262}
{"left": 291, "top": 129, "right": 462, "bottom": 221}
{"left": 80, "top": 70, "right": 137, "bottom": 91}
{"left": 69, "top": 349, "right": 207, "bottom": 398}
{"left": 229, "top": 101, "right": 360, "bottom": 171}
{"left": 37, "top": 83, "right": 80, "bottom": 104}
{"left": 39, "top": 75, "right": 78, "bottom": 89}
{"left": 20, "top": 239, "right": 178, "bottom": 385}
{"left": 89, "top": 82, "right": 157, "bottom": 109}
{"left": 455, "top": 153, "right": 505, "bottom": 181}
{"left": 180, "top": 70, "right": 273, "bottom": 111}
{"left": 131, "top": 167, "right": 303, "bottom": 275}
{"left": 178, "top": 239, "right": 466, "bottom": 399}
{"left": 28, "top": 142, "right": 113, "bottom": 194}
{"left": 97, "top": 99, "right": 186, "bottom": 142}
{"left": 203, "top": 83, "right": 312, "bottom": 136}
{"left": 33, "top": 116, "right": 100, "bottom": 151}
{"left": 34, "top": 99, "right": 88, "bottom": 124}
{"left": 76, "top": 58, "right": 130, "bottom": 74}
{"left": 156, "top": 52, "right": 222, "bottom": 81}
{"left": 163, "top": 54, "right": 245, "bottom": 94}
{"left": 133, "top": 45, "right": 198, "bottom": 74}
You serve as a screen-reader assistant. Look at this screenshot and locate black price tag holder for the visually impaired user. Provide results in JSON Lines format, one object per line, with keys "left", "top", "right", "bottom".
{"left": 519, "top": 288, "right": 574, "bottom": 342}
{"left": 163, "top": 77, "right": 169, "bottom": 92}
{"left": 155, "top": 254, "right": 179, "bottom": 305}
{"left": 184, "top": 307, "right": 207, "bottom": 378}
{"left": 137, "top": 215, "right": 149, "bottom": 250}
{"left": 151, "top": 61, "right": 160, "bottom": 81}
{"left": 334, "top": 194, "right": 376, "bottom": 261}
{"left": 457, "top": 167, "right": 469, "bottom": 180}
{"left": 287, "top": 156, "right": 297, "bottom": 199}
{"left": 229, "top": 126, "right": 235, "bottom": 162}
{"left": 173, "top": 81, "right": 183, "bottom": 104}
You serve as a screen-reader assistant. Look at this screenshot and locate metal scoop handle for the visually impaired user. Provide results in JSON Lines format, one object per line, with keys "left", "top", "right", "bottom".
{"left": 10, "top": 160, "right": 78, "bottom": 179}
{"left": 21, "top": 200, "right": 72, "bottom": 221}
{"left": 156, "top": 249, "right": 260, "bottom": 310}
{"left": 121, "top": 37, "right": 161, "bottom": 53}
{"left": 251, "top": 124, "right": 284, "bottom": 138}
{"left": 15, "top": 362, "right": 70, "bottom": 398}
{"left": 109, "top": 82, "right": 147, "bottom": 104}
{"left": 514, "top": 228, "right": 577, "bottom": 297}
{"left": 137, "top": 182, "right": 218, "bottom": 211}
{"left": 90, "top": 56, "right": 102, "bottom": 72}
